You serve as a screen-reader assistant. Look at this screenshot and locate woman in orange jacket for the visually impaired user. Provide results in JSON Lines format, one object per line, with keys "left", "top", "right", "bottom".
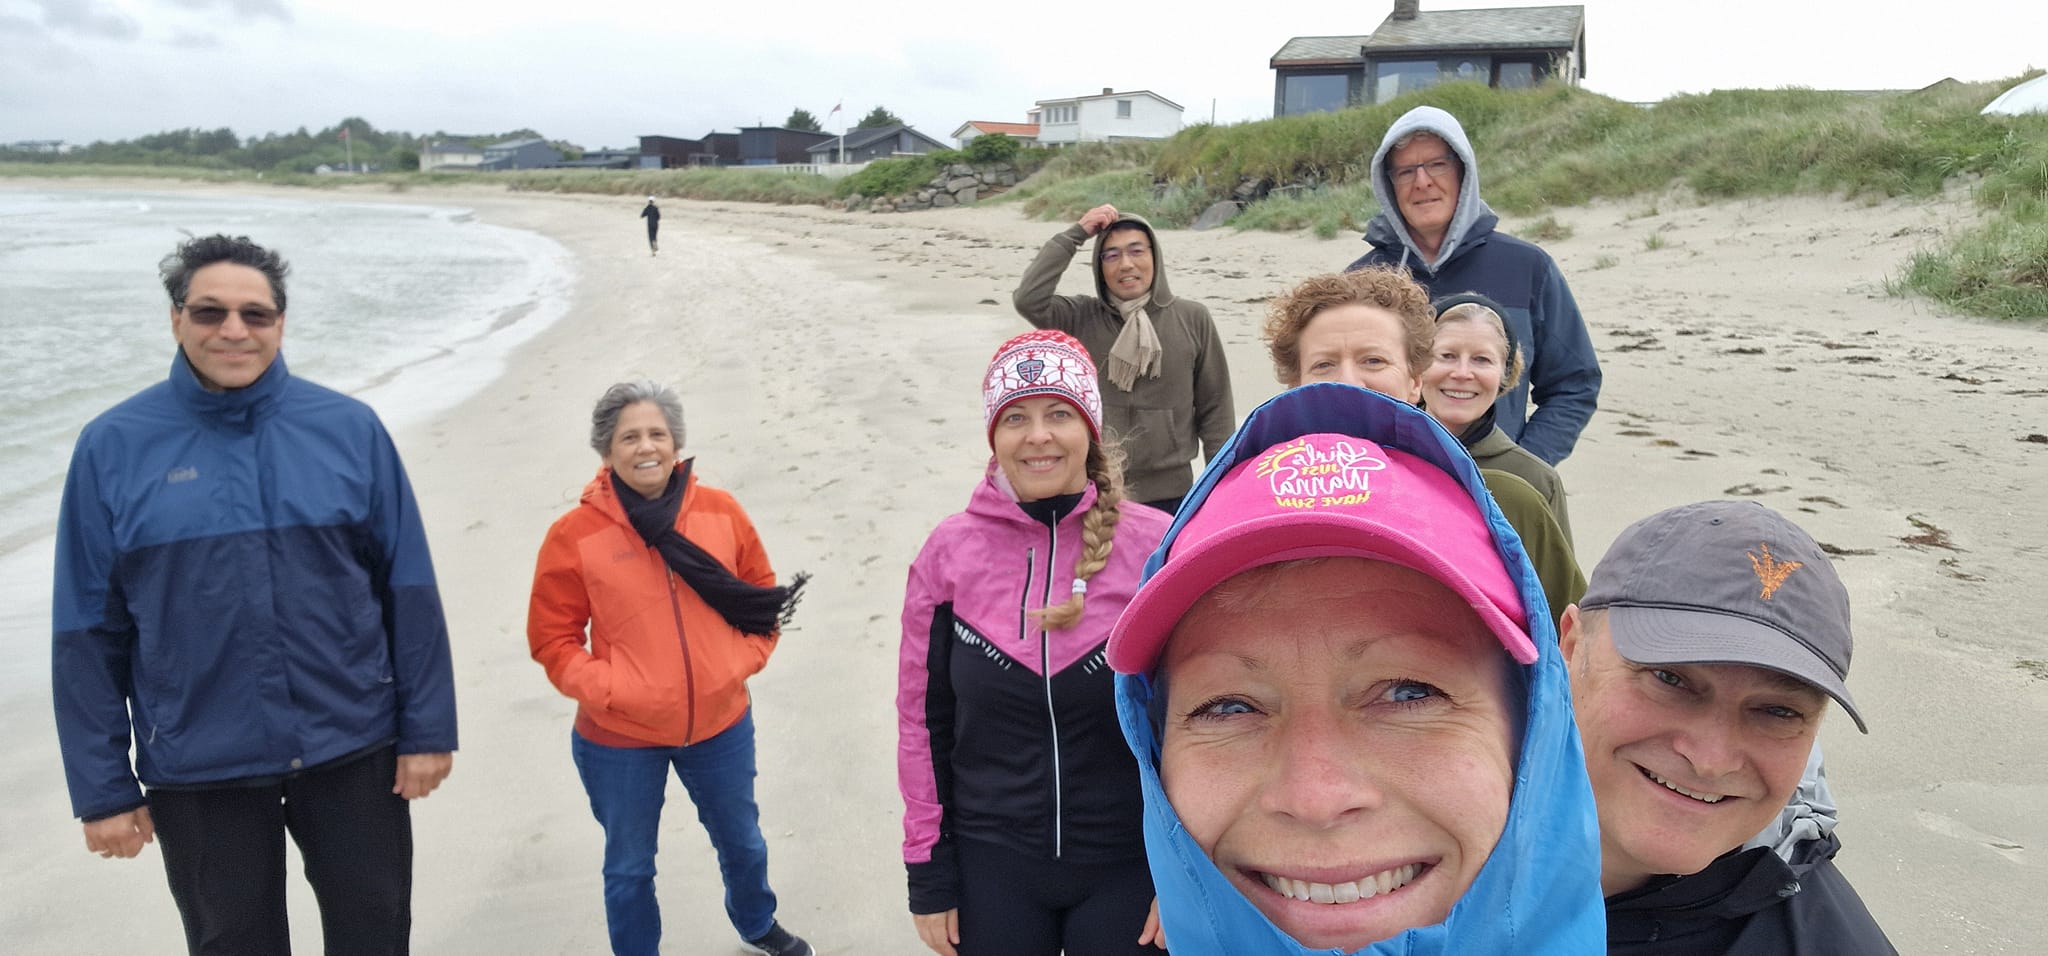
{"left": 526, "top": 380, "right": 814, "bottom": 956}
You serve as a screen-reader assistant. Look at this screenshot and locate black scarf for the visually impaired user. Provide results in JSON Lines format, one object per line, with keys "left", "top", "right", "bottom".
{"left": 611, "top": 462, "right": 808, "bottom": 638}
{"left": 1455, "top": 403, "right": 1499, "bottom": 450}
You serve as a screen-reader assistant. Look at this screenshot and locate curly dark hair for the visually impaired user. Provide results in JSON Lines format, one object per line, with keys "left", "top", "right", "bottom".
{"left": 160, "top": 234, "right": 290, "bottom": 311}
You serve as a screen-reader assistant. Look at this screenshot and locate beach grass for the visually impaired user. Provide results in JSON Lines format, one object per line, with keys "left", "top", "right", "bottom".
{"left": 1006, "top": 73, "right": 2043, "bottom": 319}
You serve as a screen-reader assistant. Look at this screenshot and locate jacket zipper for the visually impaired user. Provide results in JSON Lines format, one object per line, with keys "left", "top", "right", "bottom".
{"left": 664, "top": 564, "right": 697, "bottom": 742}
{"left": 1039, "top": 523, "right": 1064, "bottom": 860}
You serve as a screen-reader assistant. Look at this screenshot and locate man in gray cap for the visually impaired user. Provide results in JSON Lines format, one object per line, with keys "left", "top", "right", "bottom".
{"left": 1560, "top": 500, "right": 1894, "bottom": 954}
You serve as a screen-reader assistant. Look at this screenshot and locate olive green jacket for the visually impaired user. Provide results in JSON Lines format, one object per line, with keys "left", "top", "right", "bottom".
{"left": 1013, "top": 218, "right": 1235, "bottom": 504}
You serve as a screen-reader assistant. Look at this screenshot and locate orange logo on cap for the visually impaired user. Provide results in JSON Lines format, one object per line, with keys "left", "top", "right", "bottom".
{"left": 1747, "top": 542, "right": 1802, "bottom": 600}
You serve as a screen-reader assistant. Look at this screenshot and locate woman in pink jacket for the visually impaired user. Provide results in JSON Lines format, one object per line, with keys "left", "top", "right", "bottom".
{"left": 897, "top": 331, "right": 1172, "bottom": 956}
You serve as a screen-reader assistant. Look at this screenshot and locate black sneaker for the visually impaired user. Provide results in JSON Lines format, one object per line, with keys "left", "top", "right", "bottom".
{"left": 742, "top": 922, "right": 815, "bottom": 956}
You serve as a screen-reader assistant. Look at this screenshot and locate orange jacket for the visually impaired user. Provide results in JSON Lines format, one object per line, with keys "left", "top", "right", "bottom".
{"left": 527, "top": 463, "right": 779, "bottom": 746}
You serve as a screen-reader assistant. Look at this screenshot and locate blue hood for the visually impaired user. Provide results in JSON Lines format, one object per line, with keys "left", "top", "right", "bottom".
{"left": 1113, "top": 384, "right": 1604, "bottom": 954}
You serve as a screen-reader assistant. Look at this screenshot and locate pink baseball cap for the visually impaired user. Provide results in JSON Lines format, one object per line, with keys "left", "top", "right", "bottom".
{"left": 1107, "top": 431, "right": 1534, "bottom": 674}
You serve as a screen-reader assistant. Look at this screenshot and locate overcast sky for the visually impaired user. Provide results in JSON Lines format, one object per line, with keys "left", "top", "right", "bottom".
{"left": 2, "top": 0, "right": 2041, "bottom": 148}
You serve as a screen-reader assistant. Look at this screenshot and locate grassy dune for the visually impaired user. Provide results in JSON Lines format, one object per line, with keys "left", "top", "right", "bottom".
{"left": 1005, "top": 76, "right": 2046, "bottom": 320}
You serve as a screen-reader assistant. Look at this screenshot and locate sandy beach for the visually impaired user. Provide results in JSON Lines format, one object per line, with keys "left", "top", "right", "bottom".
{"left": 3, "top": 179, "right": 2043, "bottom": 954}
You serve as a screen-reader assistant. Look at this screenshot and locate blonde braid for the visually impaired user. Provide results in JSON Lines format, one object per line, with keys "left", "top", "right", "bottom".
{"left": 1031, "top": 439, "right": 1127, "bottom": 631}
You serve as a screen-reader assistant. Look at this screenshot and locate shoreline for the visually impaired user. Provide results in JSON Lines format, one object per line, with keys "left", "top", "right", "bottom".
{"left": 3, "top": 179, "right": 2042, "bottom": 953}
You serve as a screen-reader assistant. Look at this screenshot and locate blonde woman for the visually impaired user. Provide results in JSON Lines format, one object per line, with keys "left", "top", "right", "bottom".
{"left": 897, "top": 330, "right": 1170, "bottom": 955}
{"left": 1423, "top": 292, "right": 1572, "bottom": 544}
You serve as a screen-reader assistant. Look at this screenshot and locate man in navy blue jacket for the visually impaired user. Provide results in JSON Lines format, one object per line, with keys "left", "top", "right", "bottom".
{"left": 52, "top": 234, "right": 458, "bottom": 955}
{"left": 1347, "top": 105, "right": 1601, "bottom": 465}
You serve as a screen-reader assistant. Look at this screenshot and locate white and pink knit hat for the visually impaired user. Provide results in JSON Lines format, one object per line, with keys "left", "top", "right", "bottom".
{"left": 982, "top": 330, "right": 1103, "bottom": 446}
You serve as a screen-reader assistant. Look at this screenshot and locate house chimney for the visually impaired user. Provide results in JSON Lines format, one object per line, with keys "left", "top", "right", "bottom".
{"left": 1393, "top": 0, "right": 1419, "bottom": 20}
{"left": 1103, "top": 87, "right": 1115, "bottom": 95}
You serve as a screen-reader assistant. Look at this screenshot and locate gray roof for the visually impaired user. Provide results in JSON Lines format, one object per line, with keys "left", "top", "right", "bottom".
{"left": 1270, "top": 35, "right": 1374, "bottom": 66}
{"left": 805, "top": 124, "right": 949, "bottom": 154}
{"left": 1272, "top": 5, "right": 1583, "bottom": 66}
{"left": 484, "top": 137, "right": 546, "bottom": 150}
{"left": 1363, "top": 5, "right": 1583, "bottom": 52}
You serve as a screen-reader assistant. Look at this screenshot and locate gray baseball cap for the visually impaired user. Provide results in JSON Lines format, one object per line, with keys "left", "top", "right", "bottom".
{"left": 1582, "top": 500, "right": 1866, "bottom": 733}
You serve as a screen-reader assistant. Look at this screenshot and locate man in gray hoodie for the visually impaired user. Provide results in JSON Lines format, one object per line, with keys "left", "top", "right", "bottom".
{"left": 1347, "top": 106, "right": 1600, "bottom": 465}
{"left": 1014, "top": 204, "right": 1234, "bottom": 513}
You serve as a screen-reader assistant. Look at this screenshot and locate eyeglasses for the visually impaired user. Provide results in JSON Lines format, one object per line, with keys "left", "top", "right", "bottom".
{"left": 182, "top": 304, "right": 281, "bottom": 328}
{"left": 1100, "top": 245, "right": 1152, "bottom": 266}
{"left": 1391, "top": 157, "right": 1458, "bottom": 186}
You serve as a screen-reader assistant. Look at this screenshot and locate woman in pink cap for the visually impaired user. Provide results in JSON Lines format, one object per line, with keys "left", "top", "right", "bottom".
{"left": 897, "top": 330, "right": 1172, "bottom": 955}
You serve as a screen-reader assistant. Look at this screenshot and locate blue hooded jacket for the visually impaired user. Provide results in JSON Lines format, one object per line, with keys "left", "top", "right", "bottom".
{"left": 1113, "top": 383, "right": 1604, "bottom": 954}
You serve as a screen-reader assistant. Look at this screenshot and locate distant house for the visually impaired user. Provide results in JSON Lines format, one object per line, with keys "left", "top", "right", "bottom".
{"left": 699, "top": 132, "right": 741, "bottom": 166}
{"left": 737, "top": 126, "right": 836, "bottom": 165}
{"left": 1270, "top": 1, "right": 1586, "bottom": 116}
{"left": 552, "top": 149, "right": 640, "bottom": 170}
{"left": 639, "top": 135, "right": 703, "bottom": 168}
{"left": 419, "top": 140, "right": 484, "bottom": 172}
{"left": 1033, "top": 88, "right": 1184, "bottom": 145}
{"left": 479, "top": 137, "right": 563, "bottom": 171}
{"left": 806, "top": 124, "right": 950, "bottom": 164}
{"left": 950, "top": 121, "right": 1041, "bottom": 149}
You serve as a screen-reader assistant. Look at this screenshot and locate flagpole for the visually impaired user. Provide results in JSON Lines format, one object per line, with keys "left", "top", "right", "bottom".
{"left": 342, "top": 126, "right": 354, "bottom": 172}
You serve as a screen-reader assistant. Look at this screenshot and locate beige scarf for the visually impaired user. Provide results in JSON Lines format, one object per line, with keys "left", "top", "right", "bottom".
{"left": 1107, "top": 293, "right": 1162, "bottom": 391}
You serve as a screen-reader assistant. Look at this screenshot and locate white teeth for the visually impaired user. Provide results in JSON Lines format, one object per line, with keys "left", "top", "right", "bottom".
{"left": 1259, "top": 863, "right": 1422, "bottom": 904}
{"left": 1645, "top": 768, "right": 1726, "bottom": 803}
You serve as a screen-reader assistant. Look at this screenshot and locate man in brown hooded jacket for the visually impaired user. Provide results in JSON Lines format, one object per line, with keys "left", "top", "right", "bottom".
{"left": 1013, "top": 204, "right": 1234, "bottom": 513}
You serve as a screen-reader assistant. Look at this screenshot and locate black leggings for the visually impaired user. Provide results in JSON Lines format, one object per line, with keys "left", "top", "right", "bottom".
{"left": 956, "top": 838, "right": 1159, "bottom": 955}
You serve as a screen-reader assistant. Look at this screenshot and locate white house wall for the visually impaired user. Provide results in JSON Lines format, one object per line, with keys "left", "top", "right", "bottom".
{"left": 1038, "top": 95, "right": 1182, "bottom": 144}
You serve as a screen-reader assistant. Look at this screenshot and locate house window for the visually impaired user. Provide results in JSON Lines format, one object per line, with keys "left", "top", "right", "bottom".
{"left": 1373, "top": 59, "right": 1441, "bottom": 102}
{"left": 1117, "top": 99, "right": 1132, "bottom": 118}
{"left": 1496, "top": 61, "right": 1537, "bottom": 89}
{"left": 1282, "top": 73, "right": 1351, "bottom": 115}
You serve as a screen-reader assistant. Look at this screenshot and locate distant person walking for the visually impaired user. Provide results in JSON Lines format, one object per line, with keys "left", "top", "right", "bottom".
{"left": 640, "top": 196, "right": 660, "bottom": 255}
{"left": 1014, "top": 203, "right": 1235, "bottom": 514}
{"left": 52, "top": 234, "right": 458, "bottom": 955}
{"left": 1347, "top": 106, "right": 1601, "bottom": 465}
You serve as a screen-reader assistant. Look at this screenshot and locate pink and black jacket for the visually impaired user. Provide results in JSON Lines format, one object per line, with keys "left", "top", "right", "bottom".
{"left": 895, "top": 471, "right": 1169, "bottom": 914}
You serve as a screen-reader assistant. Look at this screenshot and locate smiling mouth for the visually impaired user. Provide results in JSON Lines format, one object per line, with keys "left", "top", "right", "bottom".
{"left": 1257, "top": 863, "right": 1425, "bottom": 904}
{"left": 1437, "top": 388, "right": 1481, "bottom": 401}
{"left": 1640, "top": 767, "right": 1727, "bottom": 804}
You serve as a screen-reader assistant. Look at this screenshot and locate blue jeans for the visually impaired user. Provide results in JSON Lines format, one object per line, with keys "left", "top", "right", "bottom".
{"left": 571, "top": 711, "right": 778, "bottom": 955}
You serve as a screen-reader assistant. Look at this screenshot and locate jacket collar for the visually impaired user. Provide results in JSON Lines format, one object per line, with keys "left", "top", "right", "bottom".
{"left": 966, "top": 460, "right": 1102, "bottom": 529}
{"left": 169, "top": 349, "right": 289, "bottom": 430}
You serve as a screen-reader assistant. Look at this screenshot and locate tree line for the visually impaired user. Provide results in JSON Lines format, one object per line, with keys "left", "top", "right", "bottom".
{"left": 0, "top": 118, "right": 568, "bottom": 174}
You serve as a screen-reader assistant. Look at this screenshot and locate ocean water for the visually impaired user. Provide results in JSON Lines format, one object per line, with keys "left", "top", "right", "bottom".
{"left": 0, "top": 187, "right": 573, "bottom": 688}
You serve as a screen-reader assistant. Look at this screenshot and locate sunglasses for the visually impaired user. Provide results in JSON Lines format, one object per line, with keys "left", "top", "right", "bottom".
{"left": 182, "top": 304, "right": 281, "bottom": 328}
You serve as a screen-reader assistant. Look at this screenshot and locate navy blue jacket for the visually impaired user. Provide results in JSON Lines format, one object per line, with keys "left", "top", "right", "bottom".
{"left": 52, "top": 353, "right": 457, "bottom": 821}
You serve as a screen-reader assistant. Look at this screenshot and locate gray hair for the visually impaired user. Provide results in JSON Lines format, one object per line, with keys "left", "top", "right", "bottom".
{"left": 589, "top": 380, "right": 685, "bottom": 455}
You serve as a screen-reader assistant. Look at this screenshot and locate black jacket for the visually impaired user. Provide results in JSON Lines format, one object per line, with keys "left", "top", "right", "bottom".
{"left": 1605, "top": 834, "right": 1896, "bottom": 955}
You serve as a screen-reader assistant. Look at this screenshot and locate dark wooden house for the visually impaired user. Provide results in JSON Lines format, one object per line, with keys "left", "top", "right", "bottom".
{"left": 1271, "top": 1, "right": 1585, "bottom": 116}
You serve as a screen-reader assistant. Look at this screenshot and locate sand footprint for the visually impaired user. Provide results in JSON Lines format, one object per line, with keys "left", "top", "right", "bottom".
{"left": 1916, "top": 810, "right": 2025, "bottom": 864}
